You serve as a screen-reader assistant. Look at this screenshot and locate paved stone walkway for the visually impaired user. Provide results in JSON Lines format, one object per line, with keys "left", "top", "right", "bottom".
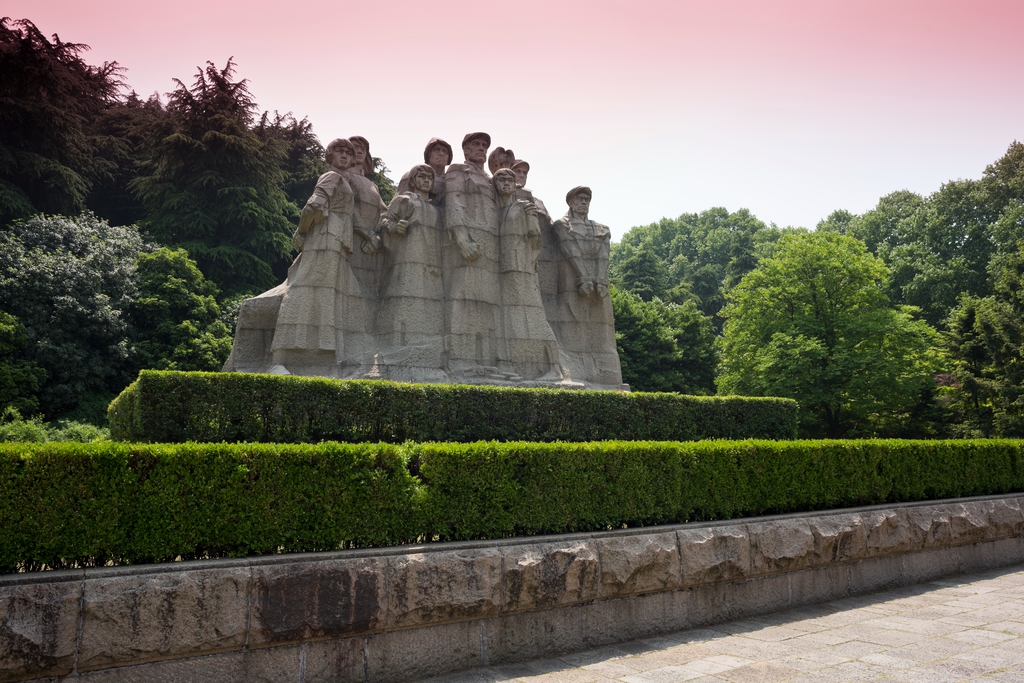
{"left": 422, "top": 565, "right": 1024, "bottom": 683}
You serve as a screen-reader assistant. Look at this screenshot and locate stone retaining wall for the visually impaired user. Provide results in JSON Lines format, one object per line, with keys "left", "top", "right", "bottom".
{"left": 3, "top": 494, "right": 1024, "bottom": 682}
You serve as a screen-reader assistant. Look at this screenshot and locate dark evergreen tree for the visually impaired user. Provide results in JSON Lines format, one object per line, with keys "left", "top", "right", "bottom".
{"left": 132, "top": 59, "right": 295, "bottom": 295}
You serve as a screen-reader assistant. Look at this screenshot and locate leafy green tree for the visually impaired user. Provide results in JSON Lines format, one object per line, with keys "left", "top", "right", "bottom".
{"left": 0, "top": 312, "right": 47, "bottom": 413}
{"left": 611, "top": 287, "right": 716, "bottom": 394}
{"left": 132, "top": 59, "right": 295, "bottom": 295}
{"left": 718, "top": 232, "right": 941, "bottom": 437}
{"left": 0, "top": 18, "right": 123, "bottom": 225}
{"left": 133, "top": 248, "right": 232, "bottom": 371}
{"left": 610, "top": 242, "right": 669, "bottom": 301}
{"left": 816, "top": 209, "right": 856, "bottom": 235}
{"left": 0, "top": 213, "right": 144, "bottom": 418}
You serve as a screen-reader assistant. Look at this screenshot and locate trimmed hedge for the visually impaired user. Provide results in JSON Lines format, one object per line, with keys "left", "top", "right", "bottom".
{"left": 3, "top": 439, "right": 1023, "bottom": 572}
{"left": 107, "top": 371, "right": 798, "bottom": 443}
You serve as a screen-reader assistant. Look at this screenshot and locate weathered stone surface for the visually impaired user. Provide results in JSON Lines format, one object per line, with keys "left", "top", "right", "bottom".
{"left": 249, "top": 557, "right": 385, "bottom": 646}
{"left": 905, "top": 504, "right": 954, "bottom": 550}
{"left": 946, "top": 502, "right": 991, "bottom": 545}
{"left": 677, "top": 525, "right": 750, "bottom": 586}
{"left": 981, "top": 498, "right": 1024, "bottom": 540}
{"left": 807, "top": 513, "right": 867, "bottom": 564}
{"left": 861, "top": 509, "right": 913, "bottom": 558}
{"left": 77, "top": 646, "right": 301, "bottom": 683}
{"left": 78, "top": 567, "right": 248, "bottom": 672}
{"left": 581, "top": 589, "right": 688, "bottom": 648}
{"left": 687, "top": 573, "right": 790, "bottom": 626}
{"left": 501, "top": 542, "right": 599, "bottom": 613}
{"left": 0, "top": 577, "right": 81, "bottom": 681}
{"left": 304, "top": 637, "right": 365, "bottom": 683}
{"left": 484, "top": 602, "right": 584, "bottom": 663}
{"left": 595, "top": 532, "right": 680, "bottom": 599}
{"left": 749, "top": 519, "right": 816, "bottom": 575}
{"left": 903, "top": 546, "right": 960, "bottom": 583}
{"left": 385, "top": 548, "right": 502, "bottom": 629}
{"left": 848, "top": 554, "right": 905, "bottom": 594}
{"left": 788, "top": 564, "right": 849, "bottom": 608}
{"left": 365, "top": 619, "right": 483, "bottom": 683}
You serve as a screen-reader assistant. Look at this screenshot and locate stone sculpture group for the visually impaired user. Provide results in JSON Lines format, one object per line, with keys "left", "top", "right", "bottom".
{"left": 223, "top": 133, "right": 626, "bottom": 390}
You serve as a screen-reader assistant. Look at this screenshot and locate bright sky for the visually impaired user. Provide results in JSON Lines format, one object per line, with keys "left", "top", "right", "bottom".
{"left": 11, "top": 0, "right": 1024, "bottom": 239}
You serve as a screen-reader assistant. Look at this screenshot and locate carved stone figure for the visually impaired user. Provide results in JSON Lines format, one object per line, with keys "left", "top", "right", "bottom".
{"left": 396, "top": 138, "right": 452, "bottom": 205}
{"left": 269, "top": 138, "right": 358, "bottom": 374}
{"left": 494, "top": 169, "right": 562, "bottom": 380}
{"left": 444, "top": 132, "right": 506, "bottom": 379}
{"left": 487, "top": 146, "right": 515, "bottom": 175}
{"left": 348, "top": 135, "right": 375, "bottom": 176}
{"left": 377, "top": 165, "right": 446, "bottom": 381}
{"left": 546, "top": 186, "right": 626, "bottom": 389}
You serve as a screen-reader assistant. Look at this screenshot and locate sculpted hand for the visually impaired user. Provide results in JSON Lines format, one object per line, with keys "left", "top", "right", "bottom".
{"left": 578, "top": 281, "right": 594, "bottom": 297}
{"left": 361, "top": 234, "right": 383, "bottom": 254}
{"left": 595, "top": 283, "right": 609, "bottom": 298}
{"left": 394, "top": 219, "right": 409, "bottom": 235}
{"left": 524, "top": 202, "right": 540, "bottom": 216}
{"left": 460, "top": 240, "right": 481, "bottom": 262}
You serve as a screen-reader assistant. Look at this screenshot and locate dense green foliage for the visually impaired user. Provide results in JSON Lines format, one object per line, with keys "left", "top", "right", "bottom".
{"left": 107, "top": 371, "right": 797, "bottom": 443}
{"left": 0, "top": 407, "right": 109, "bottom": 443}
{"left": 3, "top": 438, "right": 1022, "bottom": 571}
{"left": 611, "top": 287, "right": 716, "bottom": 394}
{"left": 718, "top": 232, "right": 941, "bottom": 437}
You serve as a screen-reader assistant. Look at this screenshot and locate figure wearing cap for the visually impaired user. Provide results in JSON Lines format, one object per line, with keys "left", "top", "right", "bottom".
{"left": 546, "top": 186, "right": 625, "bottom": 388}
{"left": 443, "top": 132, "right": 506, "bottom": 375}
{"left": 396, "top": 138, "right": 453, "bottom": 205}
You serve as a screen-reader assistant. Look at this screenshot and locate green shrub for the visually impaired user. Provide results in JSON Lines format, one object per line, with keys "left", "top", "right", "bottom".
{"left": 0, "top": 407, "right": 109, "bottom": 443}
{"left": 2, "top": 439, "right": 1022, "bottom": 572}
{"left": 108, "top": 371, "right": 798, "bottom": 443}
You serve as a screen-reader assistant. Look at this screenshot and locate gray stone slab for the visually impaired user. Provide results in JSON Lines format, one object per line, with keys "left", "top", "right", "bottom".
{"left": 0, "top": 578, "right": 81, "bottom": 681}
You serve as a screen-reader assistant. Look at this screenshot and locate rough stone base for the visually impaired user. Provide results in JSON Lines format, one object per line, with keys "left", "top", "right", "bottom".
{"left": 3, "top": 494, "right": 1023, "bottom": 683}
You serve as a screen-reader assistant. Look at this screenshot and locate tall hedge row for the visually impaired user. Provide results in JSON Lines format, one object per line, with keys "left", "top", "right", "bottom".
{"left": 107, "top": 371, "right": 798, "bottom": 443}
{"left": 3, "top": 439, "right": 1023, "bottom": 572}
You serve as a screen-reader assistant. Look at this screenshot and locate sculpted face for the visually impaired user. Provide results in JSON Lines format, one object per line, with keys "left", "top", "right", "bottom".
{"left": 464, "top": 138, "right": 489, "bottom": 165}
{"left": 331, "top": 147, "right": 355, "bottom": 171}
{"left": 495, "top": 174, "right": 516, "bottom": 197}
{"left": 570, "top": 192, "right": 591, "bottom": 218}
{"left": 429, "top": 146, "right": 449, "bottom": 168}
{"left": 413, "top": 169, "right": 433, "bottom": 193}
{"left": 352, "top": 143, "right": 367, "bottom": 167}
{"left": 513, "top": 166, "right": 528, "bottom": 188}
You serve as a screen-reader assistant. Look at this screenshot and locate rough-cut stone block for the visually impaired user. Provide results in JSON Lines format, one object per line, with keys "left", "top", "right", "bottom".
{"left": 501, "top": 542, "right": 599, "bottom": 613}
{"left": 789, "top": 564, "right": 849, "bottom": 608}
{"left": 946, "top": 502, "right": 992, "bottom": 546}
{"left": 304, "top": 637, "right": 365, "bottom": 683}
{"left": 678, "top": 525, "right": 750, "bottom": 587}
{"left": 484, "top": 602, "right": 585, "bottom": 663}
{"left": 581, "top": 588, "right": 688, "bottom": 648}
{"left": 808, "top": 513, "right": 867, "bottom": 564}
{"left": 78, "top": 567, "right": 248, "bottom": 672}
{"left": 687, "top": 573, "right": 790, "bottom": 626}
{"left": 848, "top": 554, "right": 905, "bottom": 595}
{"left": 982, "top": 498, "right": 1024, "bottom": 540}
{"left": 749, "top": 519, "right": 816, "bottom": 575}
{"left": 0, "top": 577, "right": 81, "bottom": 682}
{"left": 905, "top": 505, "right": 953, "bottom": 551}
{"left": 861, "top": 509, "right": 912, "bottom": 558}
{"left": 365, "top": 619, "right": 482, "bottom": 683}
{"left": 903, "top": 547, "right": 960, "bottom": 584}
{"left": 250, "top": 557, "right": 385, "bottom": 646}
{"left": 595, "top": 532, "right": 680, "bottom": 599}
{"left": 386, "top": 548, "right": 502, "bottom": 629}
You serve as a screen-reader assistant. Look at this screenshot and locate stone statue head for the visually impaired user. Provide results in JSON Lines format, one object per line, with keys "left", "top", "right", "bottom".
{"left": 493, "top": 168, "right": 517, "bottom": 199}
{"left": 348, "top": 136, "right": 374, "bottom": 174}
{"left": 566, "top": 186, "right": 592, "bottom": 219}
{"left": 408, "top": 164, "right": 435, "bottom": 195}
{"left": 487, "top": 147, "right": 515, "bottom": 175}
{"left": 461, "top": 132, "right": 491, "bottom": 166}
{"left": 423, "top": 138, "right": 454, "bottom": 169}
{"left": 511, "top": 159, "right": 530, "bottom": 188}
{"left": 325, "top": 138, "right": 357, "bottom": 171}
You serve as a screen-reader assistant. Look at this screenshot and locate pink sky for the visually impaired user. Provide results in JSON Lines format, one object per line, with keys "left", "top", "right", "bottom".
{"left": 9, "top": 0, "right": 1024, "bottom": 238}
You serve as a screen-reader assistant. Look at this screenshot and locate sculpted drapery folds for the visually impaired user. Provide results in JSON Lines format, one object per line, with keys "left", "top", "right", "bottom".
{"left": 224, "top": 131, "right": 627, "bottom": 390}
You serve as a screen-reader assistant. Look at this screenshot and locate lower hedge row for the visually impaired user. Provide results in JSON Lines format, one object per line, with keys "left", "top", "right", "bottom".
{"left": 2, "top": 439, "right": 1023, "bottom": 573}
